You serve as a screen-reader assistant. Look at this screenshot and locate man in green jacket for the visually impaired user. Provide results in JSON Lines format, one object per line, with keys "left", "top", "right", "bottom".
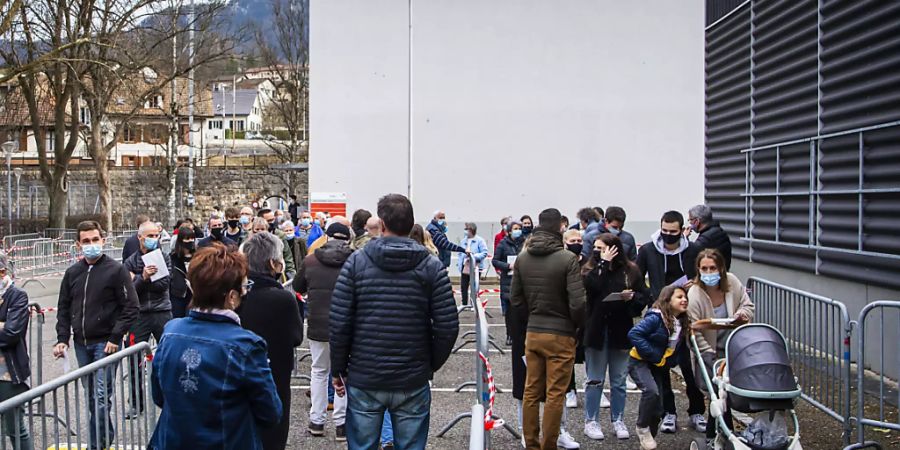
{"left": 511, "top": 208, "right": 586, "bottom": 450}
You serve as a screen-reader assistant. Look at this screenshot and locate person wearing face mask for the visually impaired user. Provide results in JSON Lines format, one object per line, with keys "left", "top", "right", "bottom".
{"left": 256, "top": 210, "right": 297, "bottom": 280}
{"left": 169, "top": 226, "right": 196, "bottom": 319}
{"left": 520, "top": 214, "right": 535, "bottom": 238}
{"left": 296, "top": 211, "right": 317, "bottom": 244}
{"left": 197, "top": 215, "right": 237, "bottom": 249}
{"left": 281, "top": 220, "right": 307, "bottom": 270}
{"left": 687, "top": 248, "right": 754, "bottom": 448}
{"left": 457, "top": 222, "right": 488, "bottom": 307}
{"left": 604, "top": 207, "right": 637, "bottom": 261}
{"left": 581, "top": 234, "right": 650, "bottom": 442}
{"left": 236, "top": 233, "right": 304, "bottom": 449}
{"left": 224, "top": 207, "right": 247, "bottom": 245}
{"left": 349, "top": 209, "right": 373, "bottom": 250}
{"left": 426, "top": 210, "right": 468, "bottom": 269}
{"left": 55, "top": 221, "right": 139, "bottom": 450}
{"left": 0, "top": 254, "right": 35, "bottom": 449}
{"left": 123, "top": 221, "right": 174, "bottom": 419}
{"left": 686, "top": 205, "right": 732, "bottom": 270}
{"left": 562, "top": 230, "right": 586, "bottom": 412}
{"left": 293, "top": 223, "right": 355, "bottom": 442}
{"left": 491, "top": 219, "right": 524, "bottom": 341}
{"left": 579, "top": 207, "right": 611, "bottom": 262}
{"left": 149, "top": 243, "right": 282, "bottom": 449}
{"left": 239, "top": 206, "right": 256, "bottom": 233}
{"left": 636, "top": 211, "right": 705, "bottom": 436}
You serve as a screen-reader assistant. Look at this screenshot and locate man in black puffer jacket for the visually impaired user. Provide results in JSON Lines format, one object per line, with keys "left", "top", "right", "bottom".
{"left": 687, "top": 204, "right": 732, "bottom": 269}
{"left": 330, "top": 194, "right": 459, "bottom": 449}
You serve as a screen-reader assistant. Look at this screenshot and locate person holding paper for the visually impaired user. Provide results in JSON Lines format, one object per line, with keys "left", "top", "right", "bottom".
{"left": 457, "top": 222, "right": 488, "bottom": 306}
{"left": 636, "top": 210, "right": 705, "bottom": 435}
{"left": 492, "top": 219, "right": 524, "bottom": 347}
{"left": 687, "top": 248, "right": 755, "bottom": 448}
{"left": 581, "top": 233, "right": 650, "bottom": 442}
{"left": 123, "top": 221, "right": 173, "bottom": 419}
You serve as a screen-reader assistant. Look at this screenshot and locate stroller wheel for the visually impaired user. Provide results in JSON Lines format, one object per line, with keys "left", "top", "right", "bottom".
{"left": 690, "top": 437, "right": 706, "bottom": 450}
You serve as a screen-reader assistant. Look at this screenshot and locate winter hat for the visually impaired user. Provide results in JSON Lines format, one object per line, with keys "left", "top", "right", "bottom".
{"left": 325, "top": 223, "right": 351, "bottom": 241}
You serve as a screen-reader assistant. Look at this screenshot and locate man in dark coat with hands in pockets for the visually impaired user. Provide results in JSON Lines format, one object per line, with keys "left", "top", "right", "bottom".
{"left": 330, "top": 194, "right": 459, "bottom": 450}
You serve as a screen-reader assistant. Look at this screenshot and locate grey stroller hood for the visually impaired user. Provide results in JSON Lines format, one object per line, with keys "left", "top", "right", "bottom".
{"left": 727, "top": 325, "right": 799, "bottom": 394}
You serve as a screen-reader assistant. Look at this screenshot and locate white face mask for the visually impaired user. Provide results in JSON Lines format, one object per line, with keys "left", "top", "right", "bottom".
{"left": 0, "top": 275, "right": 12, "bottom": 294}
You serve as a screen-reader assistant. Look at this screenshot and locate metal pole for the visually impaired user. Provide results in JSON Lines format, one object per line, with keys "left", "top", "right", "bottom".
{"left": 187, "top": 0, "right": 195, "bottom": 207}
{"left": 6, "top": 152, "right": 11, "bottom": 236}
{"left": 232, "top": 73, "right": 236, "bottom": 153}
{"left": 15, "top": 173, "right": 20, "bottom": 220}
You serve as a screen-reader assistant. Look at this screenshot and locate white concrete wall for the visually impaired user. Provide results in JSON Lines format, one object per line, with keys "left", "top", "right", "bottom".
{"left": 310, "top": 0, "right": 705, "bottom": 225}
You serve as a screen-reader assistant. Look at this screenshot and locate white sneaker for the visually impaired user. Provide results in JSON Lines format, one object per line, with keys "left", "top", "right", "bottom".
{"left": 690, "top": 414, "right": 708, "bottom": 433}
{"left": 583, "top": 421, "right": 604, "bottom": 440}
{"left": 600, "top": 392, "right": 610, "bottom": 408}
{"left": 520, "top": 435, "right": 526, "bottom": 448}
{"left": 660, "top": 413, "right": 677, "bottom": 433}
{"left": 557, "top": 429, "right": 580, "bottom": 449}
{"left": 565, "top": 390, "right": 577, "bottom": 408}
{"left": 613, "top": 420, "right": 630, "bottom": 439}
{"left": 626, "top": 375, "right": 637, "bottom": 390}
{"left": 636, "top": 426, "right": 657, "bottom": 449}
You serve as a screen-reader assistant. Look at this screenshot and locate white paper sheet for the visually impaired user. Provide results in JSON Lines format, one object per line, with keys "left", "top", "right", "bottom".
{"left": 141, "top": 249, "right": 170, "bottom": 282}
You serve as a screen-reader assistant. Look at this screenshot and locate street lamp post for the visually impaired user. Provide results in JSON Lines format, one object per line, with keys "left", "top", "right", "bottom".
{"left": 13, "top": 168, "right": 23, "bottom": 220}
{"left": 1, "top": 141, "right": 18, "bottom": 236}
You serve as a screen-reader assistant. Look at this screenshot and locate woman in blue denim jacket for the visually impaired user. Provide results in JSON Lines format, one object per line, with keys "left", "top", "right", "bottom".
{"left": 456, "top": 222, "right": 488, "bottom": 306}
{"left": 150, "top": 242, "right": 282, "bottom": 450}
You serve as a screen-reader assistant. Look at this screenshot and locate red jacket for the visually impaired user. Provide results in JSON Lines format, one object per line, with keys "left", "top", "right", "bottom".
{"left": 493, "top": 230, "right": 506, "bottom": 252}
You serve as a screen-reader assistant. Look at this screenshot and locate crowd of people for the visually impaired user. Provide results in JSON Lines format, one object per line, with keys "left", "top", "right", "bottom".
{"left": 0, "top": 192, "right": 749, "bottom": 450}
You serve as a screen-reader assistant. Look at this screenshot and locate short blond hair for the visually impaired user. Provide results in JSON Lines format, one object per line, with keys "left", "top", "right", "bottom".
{"left": 563, "top": 229, "right": 582, "bottom": 242}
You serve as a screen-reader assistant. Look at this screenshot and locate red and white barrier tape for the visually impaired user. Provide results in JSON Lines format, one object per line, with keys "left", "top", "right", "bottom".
{"left": 479, "top": 351, "right": 503, "bottom": 430}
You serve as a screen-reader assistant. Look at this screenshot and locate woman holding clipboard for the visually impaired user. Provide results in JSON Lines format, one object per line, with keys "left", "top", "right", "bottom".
{"left": 581, "top": 233, "right": 651, "bottom": 441}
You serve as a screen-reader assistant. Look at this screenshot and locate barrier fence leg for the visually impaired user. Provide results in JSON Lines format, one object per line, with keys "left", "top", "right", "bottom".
{"left": 468, "top": 404, "right": 485, "bottom": 450}
{"left": 437, "top": 412, "right": 472, "bottom": 437}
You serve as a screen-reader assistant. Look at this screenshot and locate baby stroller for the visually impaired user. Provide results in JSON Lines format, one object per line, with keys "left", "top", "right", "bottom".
{"left": 690, "top": 322, "right": 803, "bottom": 450}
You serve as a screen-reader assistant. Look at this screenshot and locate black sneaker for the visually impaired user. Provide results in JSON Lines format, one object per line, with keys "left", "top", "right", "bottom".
{"left": 505, "top": 336, "right": 513, "bottom": 346}
{"left": 308, "top": 422, "right": 325, "bottom": 436}
{"left": 124, "top": 407, "right": 143, "bottom": 420}
{"left": 335, "top": 424, "right": 346, "bottom": 442}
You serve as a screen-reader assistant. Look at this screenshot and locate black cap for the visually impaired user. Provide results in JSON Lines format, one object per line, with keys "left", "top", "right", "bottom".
{"left": 325, "top": 223, "right": 351, "bottom": 240}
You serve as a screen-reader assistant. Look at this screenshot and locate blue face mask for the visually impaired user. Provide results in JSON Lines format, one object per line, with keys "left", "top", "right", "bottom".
{"left": 301, "top": 218, "right": 312, "bottom": 227}
{"left": 82, "top": 244, "right": 103, "bottom": 259}
{"left": 511, "top": 229, "right": 523, "bottom": 239}
{"left": 608, "top": 226, "right": 621, "bottom": 236}
{"left": 144, "top": 238, "right": 159, "bottom": 251}
{"left": 701, "top": 272, "right": 721, "bottom": 287}
{"left": 437, "top": 219, "right": 445, "bottom": 227}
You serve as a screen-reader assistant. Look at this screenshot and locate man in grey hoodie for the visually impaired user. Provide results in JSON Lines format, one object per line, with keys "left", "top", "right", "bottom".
{"left": 636, "top": 210, "right": 706, "bottom": 436}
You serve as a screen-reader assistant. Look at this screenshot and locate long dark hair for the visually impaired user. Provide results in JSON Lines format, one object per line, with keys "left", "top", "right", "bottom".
{"left": 173, "top": 226, "right": 196, "bottom": 257}
{"left": 582, "top": 233, "right": 640, "bottom": 287}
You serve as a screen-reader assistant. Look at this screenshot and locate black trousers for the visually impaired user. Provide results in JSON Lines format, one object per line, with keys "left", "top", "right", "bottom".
{"left": 661, "top": 346, "right": 706, "bottom": 416}
{"left": 460, "top": 273, "right": 472, "bottom": 305}
{"left": 128, "top": 311, "right": 172, "bottom": 410}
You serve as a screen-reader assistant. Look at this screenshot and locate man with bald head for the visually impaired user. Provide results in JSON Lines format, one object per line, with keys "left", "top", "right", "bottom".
{"left": 123, "top": 220, "right": 173, "bottom": 418}
{"left": 426, "top": 210, "right": 468, "bottom": 268}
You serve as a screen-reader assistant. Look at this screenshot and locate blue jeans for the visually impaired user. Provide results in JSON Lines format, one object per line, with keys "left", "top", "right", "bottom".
{"left": 381, "top": 411, "right": 393, "bottom": 445}
{"left": 347, "top": 384, "right": 430, "bottom": 450}
{"left": 74, "top": 343, "right": 117, "bottom": 450}
{"left": 584, "top": 344, "right": 629, "bottom": 423}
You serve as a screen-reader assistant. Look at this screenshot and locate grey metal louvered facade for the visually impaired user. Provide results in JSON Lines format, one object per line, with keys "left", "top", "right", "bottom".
{"left": 705, "top": 0, "right": 900, "bottom": 289}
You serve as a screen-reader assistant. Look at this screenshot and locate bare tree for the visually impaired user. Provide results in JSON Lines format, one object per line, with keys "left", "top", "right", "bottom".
{"left": 0, "top": 0, "right": 95, "bottom": 228}
{"left": 255, "top": 0, "right": 309, "bottom": 196}
{"left": 78, "top": 0, "right": 239, "bottom": 230}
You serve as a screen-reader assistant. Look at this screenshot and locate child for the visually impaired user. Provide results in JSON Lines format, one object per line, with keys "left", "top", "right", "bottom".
{"left": 627, "top": 285, "right": 690, "bottom": 450}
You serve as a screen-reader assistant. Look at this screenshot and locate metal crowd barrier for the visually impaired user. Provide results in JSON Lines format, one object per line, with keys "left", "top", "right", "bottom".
{"left": 439, "top": 254, "right": 518, "bottom": 448}
{"left": 0, "top": 342, "right": 157, "bottom": 450}
{"left": 844, "top": 301, "right": 900, "bottom": 450}
{"left": 1, "top": 233, "right": 41, "bottom": 251}
{"left": 282, "top": 278, "right": 312, "bottom": 382}
{"left": 747, "top": 277, "right": 854, "bottom": 445}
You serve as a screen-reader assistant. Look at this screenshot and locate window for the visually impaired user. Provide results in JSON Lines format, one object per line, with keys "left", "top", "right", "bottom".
{"left": 45, "top": 129, "right": 55, "bottom": 152}
{"left": 208, "top": 120, "right": 223, "bottom": 130}
{"left": 145, "top": 95, "right": 163, "bottom": 109}
{"left": 79, "top": 107, "right": 91, "bottom": 125}
{"left": 235, "top": 120, "right": 245, "bottom": 132}
{"left": 123, "top": 126, "right": 138, "bottom": 143}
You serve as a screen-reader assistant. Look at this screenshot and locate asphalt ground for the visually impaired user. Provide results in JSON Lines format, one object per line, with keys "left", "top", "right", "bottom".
{"left": 21, "top": 279, "right": 896, "bottom": 449}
